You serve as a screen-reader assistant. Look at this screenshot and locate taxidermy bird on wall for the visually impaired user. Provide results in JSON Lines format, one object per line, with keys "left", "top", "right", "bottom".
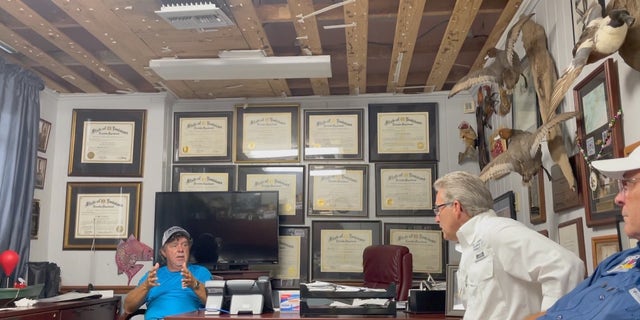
{"left": 606, "top": 0, "right": 640, "bottom": 72}
{"left": 549, "top": 1, "right": 635, "bottom": 113}
{"left": 479, "top": 111, "right": 578, "bottom": 185}
{"left": 458, "top": 121, "right": 478, "bottom": 164}
{"left": 448, "top": 14, "right": 534, "bottom": 99}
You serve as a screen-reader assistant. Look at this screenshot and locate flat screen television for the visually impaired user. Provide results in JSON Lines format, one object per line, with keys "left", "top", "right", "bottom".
{"left": 154, "top": 191, "right": 279, "bottom": 270}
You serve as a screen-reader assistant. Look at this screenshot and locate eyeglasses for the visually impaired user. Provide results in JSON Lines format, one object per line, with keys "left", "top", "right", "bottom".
{"left": 434, "top": 202, "right": 453, "bottom": 216}
{"left": 618, "top": 177, "right": 640, "bottom": 195}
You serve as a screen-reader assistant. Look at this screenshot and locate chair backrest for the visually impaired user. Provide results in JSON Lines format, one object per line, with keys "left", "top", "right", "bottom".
{"left": 362, "top": 245, "right": 413, "bottom": 301}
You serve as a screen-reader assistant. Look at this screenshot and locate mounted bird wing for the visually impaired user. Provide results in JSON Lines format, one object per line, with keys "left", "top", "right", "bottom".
{"left": 527, "top": 111, "right": 579, "bottom": 158}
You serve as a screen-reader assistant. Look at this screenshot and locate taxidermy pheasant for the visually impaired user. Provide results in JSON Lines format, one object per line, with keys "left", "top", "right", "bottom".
{"left": 448, "top": 13, "right": 533, "bottom": 98}
{"left": 549, "top": 1, "right": 634, "bottom": 113}
{"left": 479, "top": 111, "right": 578, "bottom": 185}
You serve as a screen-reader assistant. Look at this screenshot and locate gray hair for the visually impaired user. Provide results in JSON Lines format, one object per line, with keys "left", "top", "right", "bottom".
{"left": 433, "top": 171, "right": 493, "bottom": 217}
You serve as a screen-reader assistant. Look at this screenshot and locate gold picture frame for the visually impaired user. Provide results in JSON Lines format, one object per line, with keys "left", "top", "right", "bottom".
{"left": 591, "top": 235, "right": 620, "bottom": 269}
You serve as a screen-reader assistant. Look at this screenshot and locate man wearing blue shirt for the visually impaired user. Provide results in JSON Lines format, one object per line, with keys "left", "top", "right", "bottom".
{"left": 124, "top": 226, "right": 212, "bottom": 320}
{"left": 530, "top": 147, "right": 640, "bottom": 320}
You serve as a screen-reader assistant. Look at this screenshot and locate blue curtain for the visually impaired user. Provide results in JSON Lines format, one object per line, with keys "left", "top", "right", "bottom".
{"left": 0, "top": 57, "right": 44, "bottom": 286}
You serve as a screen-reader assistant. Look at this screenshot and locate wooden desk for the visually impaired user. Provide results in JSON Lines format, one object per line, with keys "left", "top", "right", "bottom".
{"left": 165, "top": 311, "right": 459, "bottom": 320}
{"left": 0, "top": 296, "right": 120, "bottom": 320}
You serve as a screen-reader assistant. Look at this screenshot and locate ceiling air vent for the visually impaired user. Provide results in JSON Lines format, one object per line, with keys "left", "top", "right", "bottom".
{"left": 155, "top": 2, "right": 235, "bottom": 31}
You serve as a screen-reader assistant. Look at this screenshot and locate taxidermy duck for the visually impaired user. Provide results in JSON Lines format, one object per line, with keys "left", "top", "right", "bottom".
{"left": 606, "top": 0, "right": 640, "bottom": 72}
{"left": 479, "top": 111, "right": 578, "bottom": 185}
{"left": 549, "top": 1, "right": 635, "bottom": 113}
{"left": 448, "top": 14, "right": 534, "bottom": 98}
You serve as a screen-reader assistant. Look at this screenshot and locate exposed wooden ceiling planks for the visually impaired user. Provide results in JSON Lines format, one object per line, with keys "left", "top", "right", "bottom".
{"left": 344, "top": 0, "right": 368, "bottom": 95}
{"left": 387, "top": 0, "right": 427, "bottom": 93}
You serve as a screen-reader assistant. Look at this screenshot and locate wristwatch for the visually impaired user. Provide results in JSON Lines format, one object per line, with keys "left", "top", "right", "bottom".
{"left": 193, "top": 280, "right": 201, "bottom": 290}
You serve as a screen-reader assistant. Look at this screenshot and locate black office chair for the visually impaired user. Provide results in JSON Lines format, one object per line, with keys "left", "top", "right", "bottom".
{"left": 123, "top": 308, "right": 145, "bottom": 320}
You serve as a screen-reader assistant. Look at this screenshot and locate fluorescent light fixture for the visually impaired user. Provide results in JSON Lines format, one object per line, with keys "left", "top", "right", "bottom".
{"left": 149, "top": 53, "right": 332, "bottom": 80}
{"left": 323, "top": 22, "right": 356, "bottom": 30}
{"left": 155, "top": 2, "right": 234, "bottom": 31}
{"left": 0, "top": 40, "right": 17, "bottom": 54}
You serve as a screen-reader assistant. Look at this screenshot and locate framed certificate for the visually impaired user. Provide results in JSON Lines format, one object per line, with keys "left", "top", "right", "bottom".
{"left": 591, "top": 235, "right": 620, "bottom": 269}
{"left": 234, "top": 104, "right": 300, "bottom": 162}
{"left": 238, "top": 166, "right": 305, "bottom": 225}
{"left": 574, "top": 58, "right": 624, "bottom": 227}
{"left": 307, "top": 164, "right": 368, "bottom": 217}
{"left": 171, "top": 165, "right": 235, "bottom": 192}
{"left": 384, "top": 223, "right": 446, "bottom": 280}
{"left": 368, "top": 103, "right": 438, "bottom": 162}
{"left": 375, "top": 162, "right": 437, "bottom": 216}
{"left": 558, "top": 217, "right": 587, "bottom": 272}
{"left": 63, "top": 182, "right": 142, "bottom": 250}
{"left": 272, "top": 226, "right": 310, "bottom": 289}
{"left": 68, "top": 109, "right": 146, "bottom": 177}
{"left": 311, "top": 220, "right": 381, "bottom": 281}
{"left": 173, "top": 111, "right": 233, "bottom": 162}
{"left": 304, "top": 109, "right": 364, "bottom": 160}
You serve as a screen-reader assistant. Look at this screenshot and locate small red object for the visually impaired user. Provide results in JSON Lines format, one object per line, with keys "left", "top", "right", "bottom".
{"left": 0, "top": 250, "right": 20, "bottom": 276}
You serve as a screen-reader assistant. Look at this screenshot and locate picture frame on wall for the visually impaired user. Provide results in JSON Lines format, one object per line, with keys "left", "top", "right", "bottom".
{"left": 493, "top": 191, "right": 516, "bottom": 219}
{"left": 551, "top": 155, "right": 583, "bottom": 213}
{"left": 238, "top": 165, "right": 305, "bottom": 225}
{"left": 63, "top": 182, "right": 142, "bottom": 250}
{"left": 591, "top": 235, "right": 620, "bottom": 269}
{"left": 307, "top": 164, "right": 368, "bottom": 217}
{"left": 311, "top": 220, "right": 381, "bottom": 281}
{"left": 384, "top": 223, "right": 446, "bottom": 280}
{"left": 368, "top": 103, "right": 438, "bottom": 162}
{"left": 616, "top": 216, "right": 636, "bottom": 250}
{"left": 31, "top": 199, "right": 40, "bottom": 239}
{"left": 173, "top": 111, "right": 233, "bottom": 163}
{"left": 374, "top": 162, "right": 437, "bottom": 217}
{"left": 558, "top": 217, "right": 587, "bottom": 271}
{"left": 574, "top": 58, "right": 624, "bottom": 227}
{"left": 234, "top": 104, "right": 300, "bottom": 163}
{"left": 445, "top": 264, "right": 465, "bottom": 317}
{"left": 529, "top": 168, "right": 546, "bottom": 225}
{"left": 272, "top": 226, "right": 310, "bottom": 290}
{"left": 38, "top": 118, "right": 52, "bottom": 153}
{"left": 35, "top": 156, "right": 47, "bottom": 189}
{"left": 171, "top": 165, "right": 235, "bottom": 192}
{"left": 304, "top": 109, "right": 364, "bottom": 160}
{"left": 68, "top": 109, "right": 146, "bottom": 177}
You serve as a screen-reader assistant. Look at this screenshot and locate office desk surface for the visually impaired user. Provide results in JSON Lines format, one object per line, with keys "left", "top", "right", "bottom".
{"left": 165, "top": 311, "right": 459, "bottom": 320}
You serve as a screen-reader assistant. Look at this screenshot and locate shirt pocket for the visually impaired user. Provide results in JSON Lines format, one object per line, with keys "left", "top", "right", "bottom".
{"left": 464, "top": 256, "right": 494, "bottom": 308}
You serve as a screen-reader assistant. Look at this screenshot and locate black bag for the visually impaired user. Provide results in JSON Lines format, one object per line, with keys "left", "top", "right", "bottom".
{"left": 27, "top": 261, "right": 61, "bottom": 298}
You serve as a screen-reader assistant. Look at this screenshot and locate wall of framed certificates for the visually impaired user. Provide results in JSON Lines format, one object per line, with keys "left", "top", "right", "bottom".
{"left": 168, "top": 102, "right": 446, "bottom": 283}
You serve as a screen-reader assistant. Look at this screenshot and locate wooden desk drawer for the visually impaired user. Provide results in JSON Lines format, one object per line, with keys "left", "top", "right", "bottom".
{"left": 0, "top": 310, "right": 58, "bottom": 320}
{"left": 59, "top": 301, "right": 116, "bottom": 320}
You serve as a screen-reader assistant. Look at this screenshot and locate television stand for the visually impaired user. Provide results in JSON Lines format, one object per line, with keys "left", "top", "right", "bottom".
{"left": 213, "top": 270, "right": 270, "bottom": 280}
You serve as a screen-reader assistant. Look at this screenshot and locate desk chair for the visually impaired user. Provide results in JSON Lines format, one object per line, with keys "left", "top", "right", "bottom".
{"left": 122, "top": 308, "right": 145, "bottom": 320}
{"left": 362, "top": 245, "right": 413, "bottom": 301}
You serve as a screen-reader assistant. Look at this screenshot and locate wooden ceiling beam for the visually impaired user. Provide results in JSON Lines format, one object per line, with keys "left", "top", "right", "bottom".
{"left": 288, "top": 0, "right": 330, "bottom": 96}
{"left": 387, "top": 0, "right": 427, "bottom": 93}
{"left": 227, "top": 0, "right": 291, "bottom": 97}
{"left": 48, "top": 0, "right": 194, "bottom": 97}
{"left": 0, "top": 0, "right": 137, "bottom": 91}
{"left": 344, "top": 0, "right": 368, "bottom": 95}
{"left": 424, "top": 0, "right": 482, "bottom": 91}
{"left": 470, "top": 0, "right": 523, "bottom": 72}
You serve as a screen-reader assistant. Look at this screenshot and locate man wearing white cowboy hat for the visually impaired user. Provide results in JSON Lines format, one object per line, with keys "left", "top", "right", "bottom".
{"left": 529, "top": 147, "right": 640, "bottom": 320}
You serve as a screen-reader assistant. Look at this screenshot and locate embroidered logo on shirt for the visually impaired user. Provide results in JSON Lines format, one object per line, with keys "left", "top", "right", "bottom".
{"left": 629, "top": 288, "right": 640, "bottom": 305}
{"left": 472, "top": 239, "right": 486, "bottom": 262}
{"left": 607, "top": 254, "right": 640, "bottom": 273}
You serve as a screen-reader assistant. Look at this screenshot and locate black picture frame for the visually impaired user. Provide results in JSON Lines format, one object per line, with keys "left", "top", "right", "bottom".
{"left": 272, "top": 226, "right": 310, "bottom": 289}
{"left": 493, "top": 191, "right": 516, "bottom": 219}
{"left": 35, "top": 156, "right": 47, "bottom": 189}
{"left": 307, "top": 164, "right": 369, "bottom": 217}
{"left": 574, "top": 58, "right": 624, "bottom": 227}
{"left": 234, "top": 104, "right": 300, "bottom": 163}
{"left": 173, "top": 111, "right": 233, "bottom": 163}
{"left": 171, "top": 165, "right": 236, "bottom": 192}
{"left": 375, "top": 162, "right": 437, "bottom": 217}
{"left": 63, "top": 182, "right": 142, "bottom": 250}
{"left": 237, "top": 165, "right": 305, "bottom": 225}
{"left": 303, "top": 109, "right": 364, "bottom": 160}
{"left": 38, "top": 118, "right": 51, "bottom": 153}
{"left": 68, "top": 109, "right": 146, "bottom": 177}
{"left": 446, "top": 264, "right": 465, "bottom": 317}
{"left": 311, "top": 220, "right": 382, "bottom": 281}
{"left": 384, "top": 223, "right": 447, "bottom": 280}
{"left": 368, "top": 103, "right": 438, "bottom": 162}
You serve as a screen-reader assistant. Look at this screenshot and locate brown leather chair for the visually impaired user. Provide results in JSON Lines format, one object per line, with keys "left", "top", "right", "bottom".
{"left": 362, "top": 245, "right": 413, "bottom": 301}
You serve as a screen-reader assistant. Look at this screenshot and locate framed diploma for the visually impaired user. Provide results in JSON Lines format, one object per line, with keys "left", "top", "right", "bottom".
{"left": 591, "top": 235, "right": 620, "bottom": 269}
{"left": 172, "top": 165, "right": 236, "bottom": 192}
{"left": 574, "top": 58, "right": 624, "bottom": 227}
{"left": 375, "top": 162, "right": 437, "bottom": 216}
{"left": 311, "top": 220, "right": 381, "bottom": 281}
{"left": 234, "top": 104, "right": 300, "bottom": 163}
{"left": 384, "top": 223, "right": 446, "bottom": 280}
{"left": 307, "top": 164, "right": 368, "bottom": 217}
{"left": 368, "top": 103, "right": 438, "bottom": 162}
{"left": 558, "top": 217, "right": 587, "bottom": 272}
{"left": 303, "top": 109, "right": 364, "bottom": 160}
{"left": 63, "top": 182, "right": 142, "bottom": 250}
{"left": 68, "top": 109, "right": 146, "bottom": 177}
{"left": 272, "top": 226, "right": 310, "bottom": 289}
{"left": 173, "top": 111, "right": 233, "bottom": 162}
{"left": 238, "top": 166, "right": 305, "bottom": 225}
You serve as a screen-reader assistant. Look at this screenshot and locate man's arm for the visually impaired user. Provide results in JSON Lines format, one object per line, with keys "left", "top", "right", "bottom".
{"left": 123, "top": 282, "right": 150, "bottom": 314}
